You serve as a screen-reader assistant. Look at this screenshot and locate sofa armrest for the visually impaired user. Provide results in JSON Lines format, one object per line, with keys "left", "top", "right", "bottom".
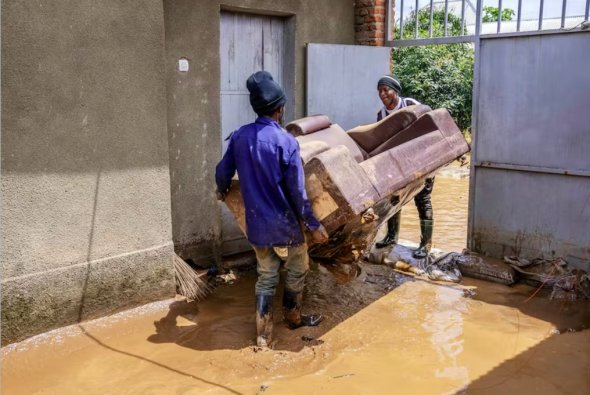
{"left": 304, "top": 145, "right": 379, "bottom": 233}
{"left": 286, "top": 115, "right": 331, "bottom": 136}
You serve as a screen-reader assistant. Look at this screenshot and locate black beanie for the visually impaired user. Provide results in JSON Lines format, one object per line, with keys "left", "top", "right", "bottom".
{"left": 377, "top": 75, "right": 402, "bottom": 93}
{"left": 246, "top": 71, "right": 286, "bottom": 114}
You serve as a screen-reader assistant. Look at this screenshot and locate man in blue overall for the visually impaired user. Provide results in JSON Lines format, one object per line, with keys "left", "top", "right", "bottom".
{"left": 216, "top": 71, "right": 329, "bottom": 348}
{"left": 374, "top": 75, "right": 434, "bottom": 259}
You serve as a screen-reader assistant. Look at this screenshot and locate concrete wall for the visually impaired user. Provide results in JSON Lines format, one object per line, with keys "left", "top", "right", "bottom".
{"left": 1, "top": 1, "right": 175, "bottom": 344}
{"left": 163, "top": 0, "right": 355, "bottom": 262}
{"left": 1, "top": 0, "right": 355, "bottom": 344}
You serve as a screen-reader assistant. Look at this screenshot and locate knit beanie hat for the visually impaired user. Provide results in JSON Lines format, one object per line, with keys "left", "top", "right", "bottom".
{"left": 246, "top": 71, "right": 286, "bottom": 114}
{"left": 377, "top": 75, "right": 402, "bottom": 93}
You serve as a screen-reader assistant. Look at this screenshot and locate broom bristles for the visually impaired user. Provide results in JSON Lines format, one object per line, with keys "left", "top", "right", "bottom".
{"left": 173, "top": 255, "right": 213, "bottom": 301}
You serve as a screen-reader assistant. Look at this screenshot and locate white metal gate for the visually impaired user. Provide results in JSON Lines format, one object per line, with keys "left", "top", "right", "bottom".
{"left": 391, "top": 0, "right": 590, "bottom": 268}
{"left": 470, "top": 31, "right": 590, "bottom": 269}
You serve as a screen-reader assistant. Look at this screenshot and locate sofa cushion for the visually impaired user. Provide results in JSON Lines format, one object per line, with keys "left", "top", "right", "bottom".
{"left": 286, "top": 115, "right": 332, "bottom": 136}
{"left": 346, "top": 104, "right": 431, "bottom": 153}
{"left": 369, "top": 108, "right": 464, "bottom": 157}
{"left": 296, "top": 124, "right": 366, "bottom": 163}
{"left": 361, "top": 128, "right": 469, "bottom": 197}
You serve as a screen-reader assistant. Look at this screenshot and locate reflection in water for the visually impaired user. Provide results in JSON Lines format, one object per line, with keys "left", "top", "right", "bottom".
{"left": 423, "top": 287, "right": 469, "bottom": 391}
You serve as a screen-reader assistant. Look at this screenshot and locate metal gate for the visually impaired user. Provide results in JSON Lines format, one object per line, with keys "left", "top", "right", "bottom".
{"left": 391, "top": 0, "right": 590, "bottom": 268}
{"left": 306, "top": 44, "right": 392, "bottom": 130}
{"left": 470, "top": 31, "right": 590, "bottom": 269}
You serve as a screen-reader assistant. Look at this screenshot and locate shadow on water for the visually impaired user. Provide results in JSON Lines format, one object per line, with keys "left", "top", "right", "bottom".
{"left": 454, "top": 322, "right": 590, "bottom": 394}
{"left": 452, "top": 277, "right": 590, "bottom": 394}
{"left": 463, "top": 276, "right": 590, "bottom": 333}
{"left": 146, "top": 258, "right": 590, "bottom": 353}
{"left": 145, "top": 254, "right": 590, "bottom": 394}
{"left": 78, "top": 324, "right": 244, "bottom": 395}
{"left": 147, "top": 261, "right": 412, "bottom": 352}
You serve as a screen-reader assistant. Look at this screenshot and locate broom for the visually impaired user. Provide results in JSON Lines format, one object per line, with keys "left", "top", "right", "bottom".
{"left": 173, "top": 254, "right": 214, "bottom": 301}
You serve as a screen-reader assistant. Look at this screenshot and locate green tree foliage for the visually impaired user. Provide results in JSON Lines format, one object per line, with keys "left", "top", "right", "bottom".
{"left": 393, "top": 8, "right": 474, "bottom": 131}
{"left": 482, "top": 6, "right": 515, "bottom": 22}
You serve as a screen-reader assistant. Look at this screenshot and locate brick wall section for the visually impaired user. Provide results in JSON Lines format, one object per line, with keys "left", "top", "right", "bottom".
{"left": 355, "top": 0, "right": 393, "bottom": 46}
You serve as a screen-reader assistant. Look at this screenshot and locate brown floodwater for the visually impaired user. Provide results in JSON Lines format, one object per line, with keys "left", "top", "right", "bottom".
{"left": 396, "top": 165, "right": 470, "bottom": 253}
{"left": 3, "top": 168, "right": 590, "bottom": 395}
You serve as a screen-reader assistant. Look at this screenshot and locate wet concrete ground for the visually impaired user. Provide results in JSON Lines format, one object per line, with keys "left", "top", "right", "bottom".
{"left": 3, "top": 168, "right": 589, "bottom": 394}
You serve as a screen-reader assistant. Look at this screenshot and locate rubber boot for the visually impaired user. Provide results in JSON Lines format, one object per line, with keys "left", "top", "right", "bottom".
{"left": 375, "top": 212, "right": 401, "bottom": 249}
{"left": 255, "top": 294, "right": 273, "bottom": 347}
{"left": 412, "top": 219, "right": 433, "bottom": 259}
{"left": 283, "top": 289, "right": 323, "bottom": 329}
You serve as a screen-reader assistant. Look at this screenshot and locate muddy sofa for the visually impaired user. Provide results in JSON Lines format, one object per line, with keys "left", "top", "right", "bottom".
{"left": 224, "top": 106, "right": 469, "bottom": 262}
{"left": 286, "top": 106, "right": 468, "bottom": 227}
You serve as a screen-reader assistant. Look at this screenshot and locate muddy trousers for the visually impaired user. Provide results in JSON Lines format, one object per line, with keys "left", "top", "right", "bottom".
{"left": 252, "top": 244, "right": 312, "bottom": 346}
{"left": 252, "top": 244, "right": 309, "bottom": 296}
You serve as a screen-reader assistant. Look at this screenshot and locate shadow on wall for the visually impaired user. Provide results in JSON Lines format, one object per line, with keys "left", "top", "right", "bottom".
{"left": 1, "top": 105, "right": 169, "bottom": 174}
{"left": 1, "top": 0, "right": 169, "bottom": 175}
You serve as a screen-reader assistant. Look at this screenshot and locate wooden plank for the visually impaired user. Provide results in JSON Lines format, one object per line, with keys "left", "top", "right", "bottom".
{"left": 220, "top": 93, "right": 256, "bottom": 153}
{"left": 262, "top": 17, "right": 285, "bottom": 87}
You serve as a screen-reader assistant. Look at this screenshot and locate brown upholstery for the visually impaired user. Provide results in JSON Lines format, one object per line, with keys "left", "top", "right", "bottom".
{"left": 302, "top": 146, "right": 379, "bottom": 233}
{"left": 224, "top": 108, "right": 470, "bottom": 257}
{"left": 369, "top": 108, "right": 463, "bottom": 157}
{"left": 296, "top": 124, "right": 367, "bottom": 163}
{"left": 346, "top": 104, "right": 432, "bottom": 153}
{"left": 286, "top": 115, "right": 331, "bottom": 136}
{"left": 299, "top": 141, "right": 331, "bottom": 164}
{"left": 361, "top": 130, "right": 467, "bottom": 196}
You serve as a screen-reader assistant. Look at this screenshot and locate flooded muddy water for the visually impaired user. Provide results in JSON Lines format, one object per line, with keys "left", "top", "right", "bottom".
{"left": 397, "top": 166, "right": 470, "bottom": 253}
{"left": 3, "top": 169, "right": 589, "bottom": 395}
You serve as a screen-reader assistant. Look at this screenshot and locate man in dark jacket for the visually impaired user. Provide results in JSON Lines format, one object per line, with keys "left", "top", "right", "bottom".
{"left": 216, "top": 71, "right": 329, "bottom": 348}
{"left": 374, "top": 75, "right": 434, "bottom": 259}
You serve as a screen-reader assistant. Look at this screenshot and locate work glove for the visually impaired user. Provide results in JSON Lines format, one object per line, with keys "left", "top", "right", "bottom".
{"left": 310, "top": 224, "right": 329, "bottom": 244}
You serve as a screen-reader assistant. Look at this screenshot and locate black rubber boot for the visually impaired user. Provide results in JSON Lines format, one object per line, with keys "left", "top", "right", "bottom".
{"left": 255, "top": 294, "right": 273, "bottom": 347}
{"left": 412, "top": 219, "right": 433, "bottom": 259}
{"left": 375, "top": 212, "right": 401, "bottom": 249}
{"left": 283, "top": 289, "right": 323, "bottom": 329}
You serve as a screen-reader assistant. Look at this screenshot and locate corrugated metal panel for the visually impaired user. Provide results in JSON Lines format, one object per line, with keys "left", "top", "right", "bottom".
{"left": 470, "top": 31, "right": 590, "bottom": 269}
{"left": 472, "top": 167, "right": 590, "bottom": 268}
{"left": 306, "top": 44, "right": 391, "bottom": 130}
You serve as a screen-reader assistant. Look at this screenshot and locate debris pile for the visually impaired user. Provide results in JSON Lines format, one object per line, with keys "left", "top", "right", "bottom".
{"left": 368, "top": 244, "right": 590, "bottom": 301}
{"left": 504, "top": 256, "right": 590, "bottom": 301}
{"left": 368, "top": 244, "right": 464, "bottom": 283}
